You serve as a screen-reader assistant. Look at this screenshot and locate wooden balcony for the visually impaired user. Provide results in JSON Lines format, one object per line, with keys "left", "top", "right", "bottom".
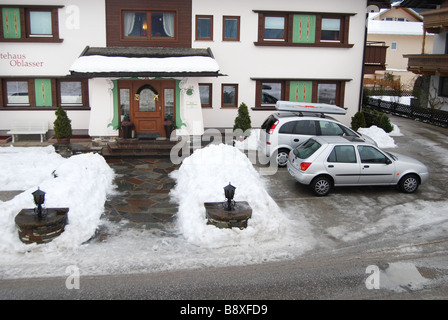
{"left": 422, "top": 7, "right": 448, "bottom": 33}
{"left": 404, "top": 54, "right": 448, "bottom": 75}
{"left": 364, "top": 41, "right": 388, "bottom": 74}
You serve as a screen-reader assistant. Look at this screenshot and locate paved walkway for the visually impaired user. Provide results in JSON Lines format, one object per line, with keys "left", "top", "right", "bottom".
{"left": 104, "top": 158, "right": 179, "bottom": 229}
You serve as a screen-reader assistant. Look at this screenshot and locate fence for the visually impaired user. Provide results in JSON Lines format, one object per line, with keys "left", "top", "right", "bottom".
{"left": 364, "top": 98, "right": 448, "bottom": 128}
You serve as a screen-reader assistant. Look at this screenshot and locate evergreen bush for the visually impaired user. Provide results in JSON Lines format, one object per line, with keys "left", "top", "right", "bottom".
{"left": 233, "top": 102, "right": 252, "bottom": 133}
{"left": 53, "top": 105, "right": 72, "bottom": 139}
{"left": 351, "top": 111, "right": 366, "bottom": 131}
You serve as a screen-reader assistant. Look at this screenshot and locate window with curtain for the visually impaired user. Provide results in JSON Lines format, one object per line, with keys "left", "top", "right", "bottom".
{"left": 123, "top": 11, "right": 175, "bottom": 39}
{"left": 6, "top": 81, "right": 29, "bottom": 106}
{"left": 223, "top": 16, "right": 240, "bottom": 41}
{"left": 196, "top": 16, "right": 213, "bottom": 40}
{"left": 29, "top": 11, "right": 52, "bottom": 36}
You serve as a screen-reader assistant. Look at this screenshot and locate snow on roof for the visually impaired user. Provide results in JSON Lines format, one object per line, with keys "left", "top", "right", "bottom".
{"left": 368, "top": 20, "right": 426, "bottom": 35}
{"left": 69, "top": 55, "right": 220, "bottom": 75}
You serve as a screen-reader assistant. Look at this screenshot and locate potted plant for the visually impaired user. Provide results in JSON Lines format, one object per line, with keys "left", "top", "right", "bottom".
{"left": 53, "top": 105, "right": 72, "bottom": 143}
{"left": 121, "top": 114, "right": 134, "bottom": 139}
{"left": 164, "top": 114, "right": 175, "bottom": 138}
{"left": 233, "top": 102, "right": 252, "bottom": 140}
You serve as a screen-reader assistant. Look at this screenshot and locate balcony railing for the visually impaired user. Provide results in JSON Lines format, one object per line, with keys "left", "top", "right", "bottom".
{"left": 364, "top": 41, "right": 388, "bottom": 74}
{"left": 422, "top": 7, "right": 448, "bottom": 33}
{"left": 404, "top": 54, "right": 448, "bottom": 75}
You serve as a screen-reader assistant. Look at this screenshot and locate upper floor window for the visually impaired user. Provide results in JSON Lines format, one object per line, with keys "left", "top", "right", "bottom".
{"left": 254, "top": 10, "right": 354, "bottom": 48}
{"left": 223, "top": 16, "right": 240, "bottom": 41}
{"left": 196, "top": 15, "right": 213, "bottom": 41}
{"left": 122, "top": 10, "right": 176, "bottom": 40}
{"left": 0, "top": 6, "right": 62, "bottom": 42}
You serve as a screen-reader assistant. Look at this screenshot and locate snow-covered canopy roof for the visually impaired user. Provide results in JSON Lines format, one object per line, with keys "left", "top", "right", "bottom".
{"left": 69, "top": 46, "right": 223, "bottom": 78}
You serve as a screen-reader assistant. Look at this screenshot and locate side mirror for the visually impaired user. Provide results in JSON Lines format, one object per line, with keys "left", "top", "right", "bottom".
{"left": 385, "top": 158, "right": 392, "bottom": 165}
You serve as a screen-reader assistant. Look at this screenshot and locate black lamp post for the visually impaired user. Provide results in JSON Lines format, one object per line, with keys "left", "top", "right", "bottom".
{"left": 223, "top": 183, "right": 236, "bottom": 211}
{"left": 32, "top": 187, "right": 46, "bottom": 219}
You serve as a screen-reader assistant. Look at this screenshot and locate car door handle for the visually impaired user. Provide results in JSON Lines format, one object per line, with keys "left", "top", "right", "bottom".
{"left": 363, "top": 165, "right": 370, "bottom": 168}
{"left": 328, "top": 165, "right": 334, "bottom": 168}
{"left": 293, "top": 139, "right": 300, "bottom": 142}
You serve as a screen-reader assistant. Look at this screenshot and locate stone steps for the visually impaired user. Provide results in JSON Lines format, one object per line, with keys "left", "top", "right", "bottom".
{"left": 101, "top": 138, "right": 193, "bottom": 159}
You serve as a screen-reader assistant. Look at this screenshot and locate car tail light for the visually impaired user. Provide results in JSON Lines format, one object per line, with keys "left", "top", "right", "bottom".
{"left": 269, "top": 120, "right": 279, "bottom": 134}
{"left": 300, "top": 162, "right": 312, "bottom": 171}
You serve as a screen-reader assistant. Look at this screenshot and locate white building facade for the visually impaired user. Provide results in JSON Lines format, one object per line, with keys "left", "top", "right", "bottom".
{"left": 0, "top": 0, "right": 373, "bottom": 139}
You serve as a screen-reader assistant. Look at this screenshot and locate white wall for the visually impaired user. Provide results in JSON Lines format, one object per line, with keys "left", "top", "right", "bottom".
{"left": 192, "top": 0, "right": 368, "bottom": 127}
{"left": 0, "top": 0, "right": 106, "bottom": 134}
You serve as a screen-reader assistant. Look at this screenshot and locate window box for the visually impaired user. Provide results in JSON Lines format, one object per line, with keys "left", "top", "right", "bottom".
{"left": 0, "top": 5, "right": 63, "bottom": 42}
{"left": 254, "top": 10, "right": 354, "bottom": 48}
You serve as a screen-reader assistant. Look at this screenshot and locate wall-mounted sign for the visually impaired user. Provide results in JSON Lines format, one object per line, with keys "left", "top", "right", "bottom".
{"left": 0, "top": 52, "right": 44, "bottom": 68}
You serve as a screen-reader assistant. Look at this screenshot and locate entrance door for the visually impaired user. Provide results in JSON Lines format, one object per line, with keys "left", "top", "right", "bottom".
{"left": 132, "top": 81, "right": 163, "bottom": 137}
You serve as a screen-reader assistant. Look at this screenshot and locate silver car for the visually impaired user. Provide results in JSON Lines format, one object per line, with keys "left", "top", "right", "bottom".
{"left": 287, "top": 136, "right": 429, "bottom": 196}
{"left": 259, "top": 113, "right": 377, "bottom": 167}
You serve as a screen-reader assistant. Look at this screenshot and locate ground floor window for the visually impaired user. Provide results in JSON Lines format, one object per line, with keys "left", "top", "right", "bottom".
{"left": 0, "top": 78, "right": 89, "bottom": 108}
{"left": 254, "top": 79, "right": 346, "bottom": 109}
{"left": 222, "top": 84, "right": 238, "bottom": 108}
{"left": 199, "top": 83, "right": 212, "bottom": 108}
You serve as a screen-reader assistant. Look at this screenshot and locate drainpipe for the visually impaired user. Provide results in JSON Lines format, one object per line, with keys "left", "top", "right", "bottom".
{"left": 359, "top": 12, "right": 368, "bottom": 113}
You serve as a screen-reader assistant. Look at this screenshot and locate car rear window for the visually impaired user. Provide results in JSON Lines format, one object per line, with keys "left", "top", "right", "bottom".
{"left": 293, "top": 139, "right": 322, "bottom": 159}
{"left": 261, "top": 115, "right": 277, "bottom": 133}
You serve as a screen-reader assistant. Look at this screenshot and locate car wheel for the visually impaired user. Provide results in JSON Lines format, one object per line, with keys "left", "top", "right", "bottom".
{"left": 399, "top": 174, "right": 419, "bottom": 193}
{"left": 276, "top": 149, "right": 290, "bottom": 167}
{"left": 311, "top": 176, "right": 332, "bottom": 196}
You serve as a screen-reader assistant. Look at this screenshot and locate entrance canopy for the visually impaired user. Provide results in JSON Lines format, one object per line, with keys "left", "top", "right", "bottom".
{"left": 69, "top": 46, "right": 223, "bottom": 78}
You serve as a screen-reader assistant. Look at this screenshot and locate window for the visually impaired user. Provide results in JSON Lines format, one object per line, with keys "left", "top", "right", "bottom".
{"left": 358, "top": 146, "right": 389, "bottom": 164}
{"left": 261, "top": 82, "right": 283, "bottom": 105}
{"left": 1, "top": 78, "right": 88, "bottom": 108}
{"left": 196, "top": 15, "right": 213, "bottom": 40}
{"left": 123, "top": 11, "right": 176, "bottom": 40}
{"left": 264, "top": 16, "right": 285, "bottom": 40}
{"left": 1, "top": 6, "right": 62, "bottom": 42}
{"left": 254, "top": 79, "right": 345, "bottom": 109}
{"left": 255, "top": 11, "right": 353, "bottom": 47}
{"left": 60, "top": 81, "right": 82, "bottom": 106}
{"left": 439, "top": 77, "right": 448, "bottom": 97}
{"left": 391, "top": 41, "right": 397, "bottom": 51}
{"left": 328, "top": 146, "right": 357, "bottom": 163}
{"left": 317, "top": 83, "right": 337, "bottom": 104}
{"left": 5, "top": 81, "right": 30, "bottom": 106}
{"left": 223, "top": 16, "right": 240, "bottom": 41}
{"left": 199, "top": 83, "right": 212, "bottom": 108}
{"left": 321, "top": 18, "right": 341, "bottom": 42}
{"left": 29, "top": 11, "right": 52, "bottom": 37}
{"left": 222, "top": 84, "right": 238, "bottom": 108}
{"left": 318, "top": 121, "right": 345, "bottom": 136}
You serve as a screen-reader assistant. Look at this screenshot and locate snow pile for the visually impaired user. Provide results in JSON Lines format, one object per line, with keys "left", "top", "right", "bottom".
{"left": 234, "top": 129, "right": 260, "bottom": 151}
{"left": 0, "top": 146, "right": 116, "bottom": 253}
{"left": 70, "top": 55, "right": 220, "bottom": 73}
{"left": 358, "top": 125, "right": 397, "bottom": 148}
{"left": 170, "top": 143, "right": 293, "bottom": 248}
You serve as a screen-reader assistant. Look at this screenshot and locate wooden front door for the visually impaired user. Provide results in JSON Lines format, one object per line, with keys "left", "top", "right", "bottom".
{"left": 132, "top": 81, "right": 163, "bottom": 137}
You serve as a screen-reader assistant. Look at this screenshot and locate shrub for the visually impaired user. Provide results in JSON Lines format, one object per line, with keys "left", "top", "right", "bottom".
{"left": 53, "top": 105, "right": 72, "bottom": 139}
{"left": 351, "top": 111, "right": 366, "bottom": 131}
{"left": 233, "top": 102, "right": 252, "bottom": 133}
{"left": 363, "top": 108, "right": 393, "bottom": 133}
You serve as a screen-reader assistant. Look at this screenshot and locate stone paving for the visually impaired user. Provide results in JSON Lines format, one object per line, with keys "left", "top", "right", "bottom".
{"left": 104, "top": 158, "right": 180, "bottom": 229}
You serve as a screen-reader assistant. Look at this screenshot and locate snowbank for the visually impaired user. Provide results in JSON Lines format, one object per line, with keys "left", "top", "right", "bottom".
{"left": 0, "top": 146, "right": 116, "bottom": 253}
{"left": 358, "top": 125, "right": 397, "bottom": 148}
{"left": 169, "top": 143, "right": 303, "bottom": 248}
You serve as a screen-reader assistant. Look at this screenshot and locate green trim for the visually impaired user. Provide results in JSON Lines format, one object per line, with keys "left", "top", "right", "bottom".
{"left": 175, "top": 80, "right": 186, "bottom": 129}
{"left": 108, "top": 80, "right": 120, "bottom": 130}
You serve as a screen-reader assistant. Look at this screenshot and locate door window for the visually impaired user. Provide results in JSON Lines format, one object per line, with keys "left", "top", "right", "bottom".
{"left": 139, "top": 88, "right": 156, "bottom": 112}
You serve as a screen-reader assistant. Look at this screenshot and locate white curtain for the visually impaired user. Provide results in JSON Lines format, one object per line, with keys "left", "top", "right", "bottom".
{"left": 163, "top": 13, "right": 174, "bottom": 37}
{"left": 124, "top": 13, "right": 135, "bottom": 37}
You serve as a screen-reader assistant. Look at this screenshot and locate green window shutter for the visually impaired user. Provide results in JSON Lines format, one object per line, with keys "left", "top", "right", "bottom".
{"left": 2, "top": 8, "right": 21, "bottom": 39}
{"left": 35, "top": 79, "right": 53, "bottom": 106}
{"left": 292, "top": 15, "right": 316, "bottom": 43}
{"left": 289, "top": 81, "right": 313, "bottom": 102}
